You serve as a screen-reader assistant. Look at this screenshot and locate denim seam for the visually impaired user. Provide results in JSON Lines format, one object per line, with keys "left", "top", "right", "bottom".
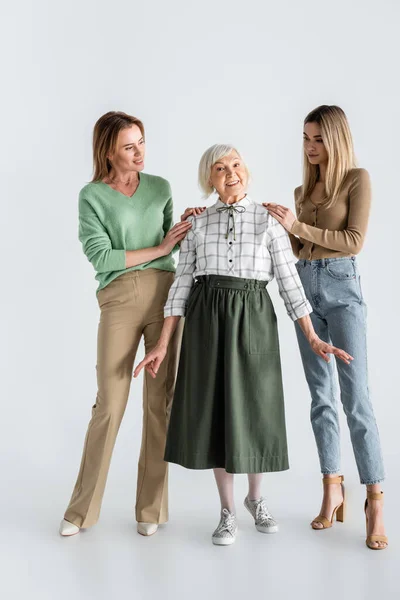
{"left": 359, "top": 311, "right": 385, "bottom": 484}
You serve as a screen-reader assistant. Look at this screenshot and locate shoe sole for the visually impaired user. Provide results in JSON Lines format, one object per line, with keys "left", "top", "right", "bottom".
{"left": 244, "top": 501, "right": 279, "bottom": 534}
{"left": 212, "top": 537, "right": 236, "bottom": 546}
{"left": 59, "top": 529, "right": 80, "bottom": 537}
{"left": 255, "top": 524, "right": 279, "bottom": 534}
{"left": 137, "top": 528, "right": 158, "bottom": 537}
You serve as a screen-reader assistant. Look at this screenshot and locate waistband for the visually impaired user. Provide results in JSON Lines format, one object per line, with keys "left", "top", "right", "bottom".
{"left": 110, "top": 268, "right": 174, "bottom": 282}
{"left": 297, "top": 256, "right": 356, "bottom": 267}
{"left": 195, "top": 274, "right": 268, "bottom": 290}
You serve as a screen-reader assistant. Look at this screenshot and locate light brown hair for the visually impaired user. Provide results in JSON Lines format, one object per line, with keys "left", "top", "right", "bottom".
{"left": 301, "top": 105, "right": 356, "bottom": 208}
{"left": 91, "top": 111, "right": 145, "bottom": 182}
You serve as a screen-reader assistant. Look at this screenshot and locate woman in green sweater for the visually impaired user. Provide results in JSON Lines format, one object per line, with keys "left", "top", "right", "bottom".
{"left": 60, "top": 111, "right": 202, "bottom": 537}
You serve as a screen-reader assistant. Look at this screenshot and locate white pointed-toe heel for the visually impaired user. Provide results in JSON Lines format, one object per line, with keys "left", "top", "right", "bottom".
{"left": 59, "top": 519, "right": 80, "bottom": 537}
{"left": 137, "top": 522, "right": 158, "bottom": 536}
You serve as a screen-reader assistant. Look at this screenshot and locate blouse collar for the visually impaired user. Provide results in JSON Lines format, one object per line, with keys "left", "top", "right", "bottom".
{"left": 214, "top": 194, "right": 252, "bottom": 210}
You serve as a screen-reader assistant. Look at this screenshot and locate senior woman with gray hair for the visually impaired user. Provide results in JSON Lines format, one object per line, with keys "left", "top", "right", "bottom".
{"left": 134, "top": 144, "right": 352, "bottom": 546}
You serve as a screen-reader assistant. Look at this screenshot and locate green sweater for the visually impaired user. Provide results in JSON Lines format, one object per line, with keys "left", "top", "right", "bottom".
{"left": 79, "top": 172, "right": 176, "bottom": 291}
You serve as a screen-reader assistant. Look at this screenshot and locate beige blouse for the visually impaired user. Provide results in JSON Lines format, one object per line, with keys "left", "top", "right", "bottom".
{"left": 289, "top": 168, "right": 371, "bottom": 260}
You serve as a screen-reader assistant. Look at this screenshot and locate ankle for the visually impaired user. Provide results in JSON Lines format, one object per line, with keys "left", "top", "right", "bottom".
{"left": 366, "top": 484, "right": 382, "bottom": 494}
{"left": 323, "top": 484, "right": 343, "bottom": 496}
{"left": 247, "top": 495, "right": 261, "bottom": 502}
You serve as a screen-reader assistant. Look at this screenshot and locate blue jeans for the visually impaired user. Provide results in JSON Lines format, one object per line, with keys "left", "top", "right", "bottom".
{"left": 295, "top": 257, "right": 384, "bottom": 485}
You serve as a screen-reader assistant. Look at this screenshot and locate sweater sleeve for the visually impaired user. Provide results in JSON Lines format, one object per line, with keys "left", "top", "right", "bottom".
{"left": 290, "top": 169, "right": 371, "bottom": 255}
{"left": 163, "top": 194, "right": 174, "bottom": 236}
{"left": 163, "top": 185, "right": 179, "bottom": 254}
{"left": 79, "top": 196, "right": 126, "bottom": 274}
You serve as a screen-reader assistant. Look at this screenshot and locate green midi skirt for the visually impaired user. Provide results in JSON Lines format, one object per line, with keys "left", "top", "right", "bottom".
{"left": 164, "top": 274, "right": 289, "bottom": 474}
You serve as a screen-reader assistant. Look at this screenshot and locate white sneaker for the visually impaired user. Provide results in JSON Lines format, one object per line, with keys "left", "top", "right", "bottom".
{"left": 137, "top": 522, "right": 158, "bottom": 536}
{"left": 244, "top": 496, "right": 279, "bottom": 533}
{"left": 212, "top": 508, "right": 238, "bottom": 546}
{"left": 59, "top": 519, "right": 80, "bottom": 536}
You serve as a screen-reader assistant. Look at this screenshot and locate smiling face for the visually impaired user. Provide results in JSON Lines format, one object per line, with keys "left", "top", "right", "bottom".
{"left": 303, "top": 121, "right": 329, "bottom": 166}
{"left": 209, "top": 151, "right": 248, "bottom": 201}
{"left": 108, "top": 124, "right": 145, "bottom": 174}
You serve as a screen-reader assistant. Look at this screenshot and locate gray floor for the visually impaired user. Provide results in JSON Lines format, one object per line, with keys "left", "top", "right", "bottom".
{"left": 3, "top": 461, "right": 398, "bottom": 600}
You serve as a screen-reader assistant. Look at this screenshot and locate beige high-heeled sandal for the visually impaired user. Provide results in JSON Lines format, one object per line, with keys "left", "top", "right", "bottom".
{"left": 365, "top": 491, "right": 388, "bottom": 550}
{"left": 311, "top": 475, "right": 345, "bottom": 530}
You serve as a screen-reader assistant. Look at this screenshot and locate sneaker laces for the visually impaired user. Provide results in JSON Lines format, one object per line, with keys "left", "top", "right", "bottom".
{"left": 254, "top": 498, "right": 274, "bottom": 525}
{"left": 216, "top": 509, "right": 236, "bottom": 535}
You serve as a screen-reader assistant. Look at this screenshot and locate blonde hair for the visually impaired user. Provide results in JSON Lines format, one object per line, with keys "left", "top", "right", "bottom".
{"left": 301, "top": 105, "right": 357, "bottom": 207}
{"left": 198, "top": 144, "right": 250, "bottom": 197}
{"left": 91, "top": 111, "right": 145, "bottom": 182}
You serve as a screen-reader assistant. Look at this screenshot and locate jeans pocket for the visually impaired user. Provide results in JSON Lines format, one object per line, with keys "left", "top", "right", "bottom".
{"left": 295, "top": 261, "right": 307, "bottom": 279}
{"left": 326, "top": 260, "right": 356, "bottom": 281}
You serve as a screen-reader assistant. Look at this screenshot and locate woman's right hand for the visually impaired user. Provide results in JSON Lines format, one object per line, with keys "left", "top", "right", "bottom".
{"left": 159, "top": 221, "right": 192, "bottom": 255}
{"left": 133, "top": 344, "right": 167, "bottom": 379}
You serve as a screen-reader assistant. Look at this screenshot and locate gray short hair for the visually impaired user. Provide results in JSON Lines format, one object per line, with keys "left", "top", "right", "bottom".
{"left": 198, "top": 144, "right": 249, "bottom": 197}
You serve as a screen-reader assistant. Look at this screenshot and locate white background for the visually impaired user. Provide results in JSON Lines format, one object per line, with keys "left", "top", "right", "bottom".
{"left": 1, "top": 1, "right": 399, "bottom": 599}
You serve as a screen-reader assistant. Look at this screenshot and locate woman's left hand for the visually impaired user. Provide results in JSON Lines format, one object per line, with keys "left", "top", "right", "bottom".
{"left": 181, "top": 207, "right": 206, "bottom": 221}
{"left": 310, "top": 337, "right": 354, "bottom": 365}
{"left": 263, "top": 202, "right": 296, "bottom": 232}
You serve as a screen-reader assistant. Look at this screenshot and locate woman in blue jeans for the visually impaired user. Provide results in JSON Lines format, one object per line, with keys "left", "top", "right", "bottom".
{"left": 265, "top": 105, "right": 388, "bottom": 550}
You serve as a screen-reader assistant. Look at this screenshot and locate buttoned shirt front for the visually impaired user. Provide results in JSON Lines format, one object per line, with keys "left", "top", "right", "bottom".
{"left": 290, "top": 168, "right": 371, "bottom": 259}
{"left": 164, "top": 195, "right": 312, "bottom": 320}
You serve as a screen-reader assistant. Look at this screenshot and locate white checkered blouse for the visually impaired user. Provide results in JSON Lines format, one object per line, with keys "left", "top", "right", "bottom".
{"left": 164, "top": 195, "right": 312, "bottom": 321}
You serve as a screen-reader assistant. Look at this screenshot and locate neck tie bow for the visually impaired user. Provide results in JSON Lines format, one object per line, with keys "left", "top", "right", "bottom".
{"left": 216, "top": 204, "right": 246, "bottom": 240}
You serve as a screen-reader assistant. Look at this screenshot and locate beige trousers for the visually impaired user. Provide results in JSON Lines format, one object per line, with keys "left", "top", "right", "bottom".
{"left": 64, "top": 269, "right": 183, "bottom": 528}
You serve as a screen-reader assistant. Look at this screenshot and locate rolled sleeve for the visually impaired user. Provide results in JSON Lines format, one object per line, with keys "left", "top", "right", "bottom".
{"left": 268, "top": 221, "right": 312, "bottom": 321}
{"left": 164, "top": 218, "right": 196, "bottom": 317}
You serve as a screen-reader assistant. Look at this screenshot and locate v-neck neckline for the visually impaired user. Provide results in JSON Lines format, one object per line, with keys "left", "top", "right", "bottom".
{"left": 307, "top": 183, "right": 327, "bottom": 208}
{"left": 100, "top": 173, "right": 144, "bottom": 199}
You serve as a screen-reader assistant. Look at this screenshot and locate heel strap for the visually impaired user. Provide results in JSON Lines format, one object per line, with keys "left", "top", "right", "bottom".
{"left": 323, "top": 475, "right": 344, "bottom": 485}
{"left": 367, "top": 491, "right": 384, "bottom": 501}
